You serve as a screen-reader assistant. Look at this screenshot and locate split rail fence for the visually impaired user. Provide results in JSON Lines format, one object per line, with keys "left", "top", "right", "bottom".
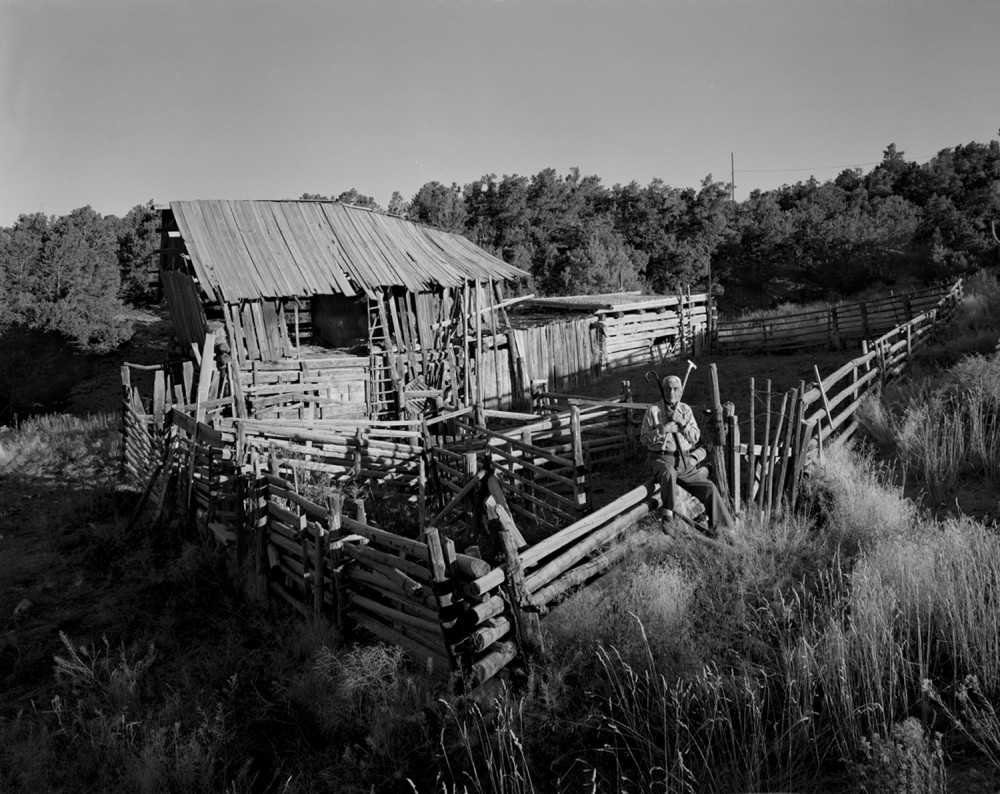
{"left": 715, "top": 283, "right": 954, "bottom": 354}
{"left": 711, "top": 279, "right": 963, "bottom": 515}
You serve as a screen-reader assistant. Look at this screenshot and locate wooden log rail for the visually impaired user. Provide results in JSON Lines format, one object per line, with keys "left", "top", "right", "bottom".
{"left": 595, "top": 291, "right": 710, "bottom": 368}
{"left": 239, "top": 358, "right": 369, "bottom": 419}
{"left": 118, "top": 279, "right": 965, "bottom": 688}
{"left": 509, "top": 390, "right": 645, "bottom": 465}
{"left": 733, "top": 279, "right": 963, "bottom": 513}
{"left": 506, "top": 478, "right": 661, "bottom": 615}
{"left": 161, "top": 409, "right": 240, "bottom": 542}
{"left": 715, "top": 281, "right": 959, "bottom": 355}
{"left": 255, "top": 470, "right": 520, "bottom": 686}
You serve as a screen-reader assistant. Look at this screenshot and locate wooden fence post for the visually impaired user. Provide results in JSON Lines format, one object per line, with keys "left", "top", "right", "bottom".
{"left": 776, "top": 388, "right": 799, "bottom": 508}
{"left": 424, "top": 526, "right": 460, "bottom": 674}
{"left": 465, "top": 451, "right": 479, "bottom": 519}
{"left": 326, "top": 494, "right": 344, "bottom": 630}
{"left": 878, "top": 339, "right": 888, "bottom": 388}
{"left": 235, "top": 422, "right": 247, "bottom": 566}
{"left": 708, "top": 364, "right": 731, "bottom": 505}
{"left": 724, "top": 402, "right": 740, "bottom": 513}
{"left": 860, "top": 301, "right": 870, "bottom": 340}
{"left": 248, "top": 454, "right": 269, "bottom": 605}
{"left": 481, "top": 476, "right": 543, "bottom": 659}
{"left": 789, "top": 381, "right": 808, "bottom": 502}
{"left": 353, "top": 427, "right": 363, "bottom": 478}
{"left": 765, "top": 390, "right": 787, "bottom": 518}
{"left": 310, "top": 497, "right": 330, "bottom": 618}
{"left": 813, "top": 364, "right": 833, "bottom": 450}
{"left": 747, "top": 378, "right": 756, "bottom": 504}
{"left": 790, "top": 419, "right": 816, "bottom": 513}
{"left": 570, "top": 406, "right": 589, "bottom": 511}
{"left": 418, "top": 455, "right": 427, "bottom": 539}
{"left": 759, "top": 379, "right": 772, "bottom": 507}
{"left": 621, "top": 379, "right": 634, "bottom": 456}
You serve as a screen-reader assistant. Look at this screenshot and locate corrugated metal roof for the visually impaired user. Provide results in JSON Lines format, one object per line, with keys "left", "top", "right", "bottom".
{"left": 169, "top": 199, "right": 528, "bottom": 302}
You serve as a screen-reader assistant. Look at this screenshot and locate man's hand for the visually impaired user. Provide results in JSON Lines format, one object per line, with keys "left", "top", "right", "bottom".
{"left": 662, "top": 420, "right": 679, "bottom": 433}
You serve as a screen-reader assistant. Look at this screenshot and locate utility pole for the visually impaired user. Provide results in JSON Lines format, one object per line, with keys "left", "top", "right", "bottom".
{"left": 730, "top": 152, "right": 736, "bottom": 203}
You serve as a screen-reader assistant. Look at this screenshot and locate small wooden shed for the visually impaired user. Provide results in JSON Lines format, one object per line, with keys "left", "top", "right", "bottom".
{"left": 158, "top": 199, "right": 528, "bottom": 420}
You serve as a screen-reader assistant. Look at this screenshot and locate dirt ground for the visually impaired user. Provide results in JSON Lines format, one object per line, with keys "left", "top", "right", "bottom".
{"left": 568, "top": 347, "right": 852, "bottom": 418}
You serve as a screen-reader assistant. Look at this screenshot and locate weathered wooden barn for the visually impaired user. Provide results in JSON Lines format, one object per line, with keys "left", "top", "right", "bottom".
{"left": 157, "top": 199, "right": 528, "bottom": 420}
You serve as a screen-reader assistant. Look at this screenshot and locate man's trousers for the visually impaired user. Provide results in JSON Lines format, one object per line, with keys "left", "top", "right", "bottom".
{"left": 649, "top": 453, "right": 733, "bottom": 531}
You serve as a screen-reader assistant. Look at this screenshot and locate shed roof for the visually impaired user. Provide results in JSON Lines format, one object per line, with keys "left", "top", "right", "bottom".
{"left": 168, "top": 199, "right": 528, "bottom": 302}
{"left": 513, "top": 293, "right": 688, "bottom": 313}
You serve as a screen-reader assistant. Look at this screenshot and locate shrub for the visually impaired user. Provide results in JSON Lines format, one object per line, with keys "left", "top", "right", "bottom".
{"left": 541, "top": 530, "right": 701, "bottom": 682}
{"left": 288, "top": 643, "right": 440, "bottom": 792}
{"left": 892, "top": 388, "right": 966, "bottom": 504}
{"left": 853, "top": 718, "right": 945, "bottom": 794}
{"left": 859, "top": 350, "right": 1000, "bottom": 500}
{"left": 948, "top": 354, "right": 1000, "bottom": 485}
{"left": 802, "top": 444, "right": 918, "bottom": 553}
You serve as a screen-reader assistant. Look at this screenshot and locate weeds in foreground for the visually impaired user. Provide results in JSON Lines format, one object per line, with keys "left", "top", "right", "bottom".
{"left": 8, "top": 350, "right": 1000, "bottom": 792}
{"left": 438, "top": 689, "right": 535, "bottom": 794}
{"left": 853, "top": 718, "right": 946, "bottom": 794}
{"left": 859, "top": 350, "right": 1000, "bottom": 504}
{"left": 2, "top": 632, "right": 244, "bottom": 794}
{"left": 0, "top": 411, "right": 120, "bottom": 484}
{"left": 893, "top": 387, "right": 967, "bottom": 504}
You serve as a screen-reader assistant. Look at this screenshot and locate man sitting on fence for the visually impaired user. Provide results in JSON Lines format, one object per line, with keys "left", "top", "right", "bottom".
{"left": 640, "top": 374, "right": 733, "bottom": 533}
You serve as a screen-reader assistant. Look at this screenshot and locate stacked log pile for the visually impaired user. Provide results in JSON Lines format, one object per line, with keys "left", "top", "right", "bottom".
{"left": 251, "top": 471, "right": 521, "bottom": 684}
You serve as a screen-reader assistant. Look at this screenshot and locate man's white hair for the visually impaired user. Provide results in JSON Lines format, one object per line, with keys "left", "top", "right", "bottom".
{"left": 664, "top": 375, "right": 682, "bottom": 386}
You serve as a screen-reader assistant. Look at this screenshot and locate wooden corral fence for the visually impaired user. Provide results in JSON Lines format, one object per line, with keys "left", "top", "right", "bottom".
{"left": 124, "top": 376, "right": 650, "bottom": 687}
{"left": 714, "top": 279, "right": 963, "bottom": 515}
{"left": 508, "top": 318, "right": 601, "bottom": 397}
{"left": 715, "top": 282, "right": 956, "bottom": 354}
{"left": 595, "top": 292, "right": 709, "bottom": 368}
{"left": 122, "top": 279, "right": 962, "bottom": 687}
{"left": 499, "top": 291, "right": 711, "bottom": 405}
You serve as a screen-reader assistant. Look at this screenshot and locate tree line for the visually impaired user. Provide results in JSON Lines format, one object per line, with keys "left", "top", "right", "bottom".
{"left": 0, "top": 202, "right": 158, "bottom": 352}
{"left": 2, "top": 139, "right": 997, "bottom": 353}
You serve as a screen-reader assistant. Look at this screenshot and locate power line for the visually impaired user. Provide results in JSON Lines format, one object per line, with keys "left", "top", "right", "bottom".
{"left": 742, "top": 111, "right": 999, "bottom": 164}
{"left": 736, "top": 154, "right": 935, "bottom": 175}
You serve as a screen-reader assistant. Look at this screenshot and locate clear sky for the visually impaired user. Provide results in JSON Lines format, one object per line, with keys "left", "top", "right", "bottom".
{"left": 2, "top": 0, "right": 999, "bottom": 225}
